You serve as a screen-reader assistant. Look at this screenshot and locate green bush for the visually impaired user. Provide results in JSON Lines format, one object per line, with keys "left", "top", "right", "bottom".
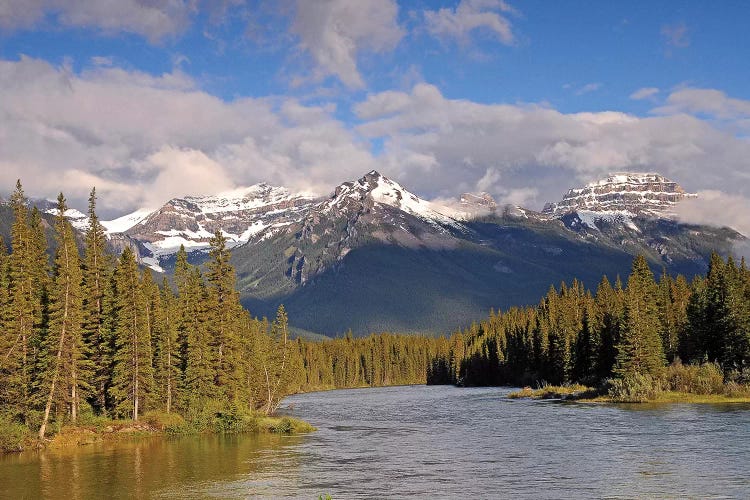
{"left": 608, "top": 373, "right": 662, "bottom": 402}
{"left": 272, "top": 417, "right": 294, "bottom": 434}
{"left": 185, "top": 399, "right": 259, "bottom": 434}
{"left": 663, "top": 361, "right": 724, "bottom": 394}
{"left": 77, "top": 403, "right": 111, "bottom": 429}
{"left": 0, "top": 417, "right": 28, "bottom": 453}
{"left": 142, "top": 411, "right": 189, "bottom": 434}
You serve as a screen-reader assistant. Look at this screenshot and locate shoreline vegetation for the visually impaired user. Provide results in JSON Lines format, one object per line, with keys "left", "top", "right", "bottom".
{"left": 2, "top": 413, "right": 314, "bottom": 454}
{"left": 508, "top": 360, "right": 750, "bottom": 403}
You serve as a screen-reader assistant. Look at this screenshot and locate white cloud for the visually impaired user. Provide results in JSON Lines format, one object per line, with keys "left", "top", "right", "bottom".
{"left": 0, "top": 57, "right": 376, "bottom": 216}
{"left": 675, "top": 191, "right": 750, "bottom": 241}
{"left": 4, "top": 55, "right": 750, "bottom": 239}
{"left": 424, "top": 0, "right": 516, "bottom": 44}
{"left": 290, "top": 0, "right": 404, "bottom": 89}
{"left": 630, "top": 87, "right": 659, "bottom": 100}
{"left": 355, "top": 83, "right": 750, "bottom": 211}
{"left": 0, "top": 0, "right": 194, "bottom": 42}
{"left": 653, "top": 88, "right": 750, "bottom": 121}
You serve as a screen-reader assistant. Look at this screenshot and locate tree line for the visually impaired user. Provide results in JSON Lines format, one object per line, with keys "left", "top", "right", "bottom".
{"left": 427, "top": 254, "right": 750, "bottom": 388}
{"left": 296, "top": 332, "right": 446, "bottom": 390}
{"left": 0, "top": 182, "right": 302, "bottom": 439}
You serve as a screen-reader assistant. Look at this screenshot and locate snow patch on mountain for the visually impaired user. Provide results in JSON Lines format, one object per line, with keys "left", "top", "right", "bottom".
{"left": 101, "top": 208, "right": 154, "bottom": 234}
{"left": 44, "top": 207, "right": 90, "bottom": 231}
{"left": 574, "top": 210, "right": 640, "bottom": 232}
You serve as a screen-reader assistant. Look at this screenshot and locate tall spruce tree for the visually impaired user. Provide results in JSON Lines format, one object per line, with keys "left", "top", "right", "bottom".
{"left": 615, "top": 256, "right": 665, "bottom": 378}
{"left": 82, "top": 188, "right": 112, "bottom": 413}
{"left": 38, "top": 194, "right": 87, "bottom": 438}
{"left": 206, "top": 230, "right": 243, "bottom": 400}
{"left": 153, "top": 278, "right": 180, "bottom": 413}
{"left": 109, "top": 248, "right": 153, "bottom": 420}
{"left": 6, "top": 181, "right": 39, "bottom": 421}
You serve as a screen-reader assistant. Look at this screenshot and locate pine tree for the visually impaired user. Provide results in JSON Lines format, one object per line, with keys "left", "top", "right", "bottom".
{"left": 259, "top": 305, "right": 294, "bottom": 414}
{"left": 0, "top": 236, "right": 16, "bottom": 417}
{"left": 6, "top": 181, "right": 39, "bottom": 422}
{"left": 180, "top": 265, "right": 213, "bottom": 410}
{"left": 38, "top": 194, "right": 87, "bottom": 438}
{"left": 615, "top": 256, "right": 665, "bottom": 378}
{"left": 153, "top": 279, "right": 180, "bottom": 413}
{"left": 206, "top": 230, "right": 243, "bottom": 400}
{"left": 109, "top": 248, "right": 153, "bottom": 420}
{"left": 82, "top": 188, "right": 112, "bottom": 413}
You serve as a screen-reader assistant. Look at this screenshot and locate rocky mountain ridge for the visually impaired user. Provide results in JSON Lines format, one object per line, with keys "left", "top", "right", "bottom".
{"left": 542, "top": 172, "right": 697, "bottom": 217}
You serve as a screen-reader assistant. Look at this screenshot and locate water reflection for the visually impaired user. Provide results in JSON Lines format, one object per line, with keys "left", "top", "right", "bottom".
{"left": 0, "top": 433, "right": 306, "bottom": 499}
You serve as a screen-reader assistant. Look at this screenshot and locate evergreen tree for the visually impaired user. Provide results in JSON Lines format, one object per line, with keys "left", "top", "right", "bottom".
{"left": 82, "top": 188, "right": 112, "bottom": 413}
{"left": 38, "top": 194, "right": 86, "bottom": 438}
{"left": 153, "top": 279, "right": 180, "bottom": 413}
{"left": 615, "top": 256, "right": 665, "bottom": 378}
{"left": 6, "top": 181, "right": 38, "bottom": 421}
{"left": 206, "top": 230, "right": 243, "bottom": 400}
{"left": 109, "top": 248, "right": 153, "bottom": 420}
{"left": 180, "top": 265, "right": 213, "bottom": 410}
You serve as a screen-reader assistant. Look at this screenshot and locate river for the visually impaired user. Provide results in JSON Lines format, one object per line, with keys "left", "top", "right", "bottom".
{"left": 2, "top": 385, "right": 749, "bottom": 498}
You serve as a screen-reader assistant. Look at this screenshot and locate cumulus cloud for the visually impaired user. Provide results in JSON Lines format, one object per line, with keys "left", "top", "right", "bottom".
{"left": 354, "top": 83, "right": 750, "bottom": 211}
{"left": 630, "top": 87, "right": 659, "bottom": 100}
{"left": 653, "top": 88, "right": 750, "bottom": 121}
{"left": 0, "top": 56, "right": 376, "bottom": 216}
{"left": 424, "top": 0, "right": 516, "bottom": 44}
{"left": 0, "top": 0, "right": 194, "bottom": 42}
{"left": 290, "top": 0, "right": 404, "bottom": 89}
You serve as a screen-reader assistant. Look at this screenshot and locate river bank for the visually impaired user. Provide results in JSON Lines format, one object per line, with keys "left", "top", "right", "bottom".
{"left": 507, "top": 384, "right": 750, "bottom": 403}
{"left": 0, "top": 412, "right": 315, "bottom": 454}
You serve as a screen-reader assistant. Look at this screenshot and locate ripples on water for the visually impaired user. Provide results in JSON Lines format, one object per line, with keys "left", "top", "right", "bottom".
{"left": 1, "top": 385, "right": 749, "bottom": 498}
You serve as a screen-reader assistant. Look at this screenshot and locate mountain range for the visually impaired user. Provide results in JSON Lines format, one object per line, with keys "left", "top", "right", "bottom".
{"left": 1, "top": 171, "right": 743, "bottom": 337}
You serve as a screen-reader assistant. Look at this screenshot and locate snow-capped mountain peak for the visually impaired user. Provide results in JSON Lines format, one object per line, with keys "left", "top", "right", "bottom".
{"left": 542, "top": 172, "right": 697, "bottom": 218}
{"left": 122, "top": 183, "right": 321, "bottom": 265}
{"left": 324, "top": 171, "right": 462, "bottom": 227}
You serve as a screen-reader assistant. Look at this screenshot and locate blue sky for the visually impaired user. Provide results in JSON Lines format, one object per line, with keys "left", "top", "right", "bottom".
{"left": 1, "top": 0, "right": 750, "bottom": 230}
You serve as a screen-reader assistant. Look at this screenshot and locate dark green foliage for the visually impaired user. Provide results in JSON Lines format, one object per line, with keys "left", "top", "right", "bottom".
{"left": 615, "top": 256, "right": 665, "bottom": 378}
{"left": 427, "top": 253, "right": 750, "bottom": 392}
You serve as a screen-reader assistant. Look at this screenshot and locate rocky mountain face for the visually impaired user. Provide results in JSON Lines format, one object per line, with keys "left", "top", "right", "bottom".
{"left": 2, "top": 171, "right": 742, "bottom": 337}
{"left": 542, "top": 172, "right": 696, "bottom": 217}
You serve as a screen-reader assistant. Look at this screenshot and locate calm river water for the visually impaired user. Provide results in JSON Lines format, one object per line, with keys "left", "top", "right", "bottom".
{"left": 2, "top": 385, "right": 749, "bottom": 498}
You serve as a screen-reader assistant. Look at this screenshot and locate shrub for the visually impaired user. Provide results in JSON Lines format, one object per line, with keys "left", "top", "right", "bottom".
{"left": 724, "top": 381, "right": 750, "bottom": 398}
{"left": 77, "top": 403, "right": 111, "bottom": 429}
{"left": 662, "top": 361, "right": 724, "bottom": 395}
{"left": 272, "top": 417, "right": 293, "bottom": 434}
{"left": 507, "top": 387, "right": 533, "bottom": 399}
{"left": 608, "top": 373, "right": 662, "bottom": 402}
{"left": 142, "top": 411, "right": 188, "bottom": 434}
{"left": 0, "top": 417, "right": 28, "bottom": 453}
